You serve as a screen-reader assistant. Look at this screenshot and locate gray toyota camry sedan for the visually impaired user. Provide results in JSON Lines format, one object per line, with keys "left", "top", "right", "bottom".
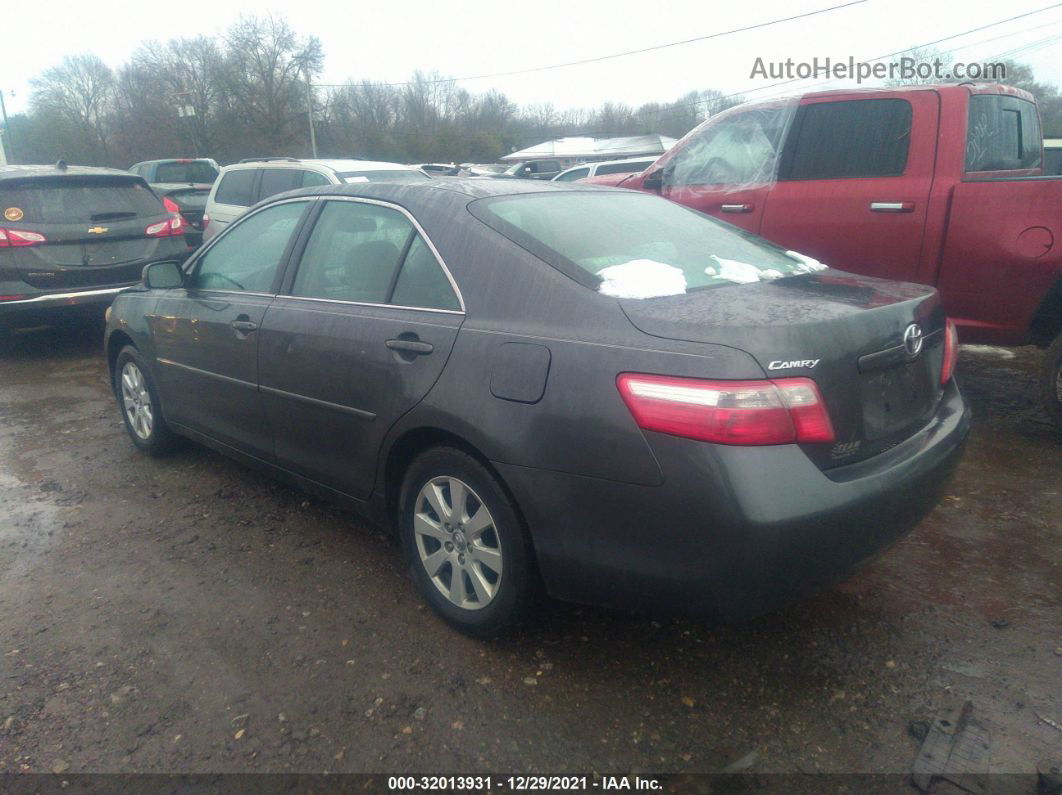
{"left": 105, "top": 179, "right": 970, "bottom": 637}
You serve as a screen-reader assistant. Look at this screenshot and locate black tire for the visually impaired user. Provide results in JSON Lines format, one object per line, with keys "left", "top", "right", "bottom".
{"left": 399, "top": 447, "right": 536, "bottom": 638}
{"left": 1040, "top": 333, "right": 1062, "bottom": 427}
{"left": 114, "top": 345, "right": 176, "bottom": 455}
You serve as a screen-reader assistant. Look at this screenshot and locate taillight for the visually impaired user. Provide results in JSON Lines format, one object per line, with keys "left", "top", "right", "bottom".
{"left": 202, "top": 212, "right": 210, "bottom": 228}
{"left": 0, "top": 228, "right": 47, "bottom": 247}
{"left": 940, "top": 318, "right": 959, "bottom": 385}
{"left": 616, "top": 374, "right": 835, "bottom": 446}
{"left": 162, "top": 196, "right": 181, "bottom": 214}
{"left": 145, "top": 214, "right": 185, "bottom": 238}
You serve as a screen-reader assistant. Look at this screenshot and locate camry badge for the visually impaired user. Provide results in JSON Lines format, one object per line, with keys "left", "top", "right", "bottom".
{"left": 903, "top": 323, "right": 924, "bottom": 357}
{"left": 87, "top": 226, "right": 108, "bottom": 235}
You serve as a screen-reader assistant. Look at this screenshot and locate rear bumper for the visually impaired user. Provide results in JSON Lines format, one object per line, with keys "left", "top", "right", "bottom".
{"left": 0, "top": 285, "right": 134, "bottom": 324}
{"left": 496, "top": 379, "right": 971, "bottom": 622}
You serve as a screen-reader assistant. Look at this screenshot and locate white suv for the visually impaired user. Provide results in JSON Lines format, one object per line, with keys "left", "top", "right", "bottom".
{"left": 552, "top": 157, "right": 659, "bottom": 182}
{"left": 203, "top": 158, "right": 427, "bottom": 241}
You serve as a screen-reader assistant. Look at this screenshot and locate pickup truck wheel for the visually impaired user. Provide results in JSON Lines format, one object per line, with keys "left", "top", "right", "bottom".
{"left": 1040, "top": 334, "right": 1062, "bottom": 427}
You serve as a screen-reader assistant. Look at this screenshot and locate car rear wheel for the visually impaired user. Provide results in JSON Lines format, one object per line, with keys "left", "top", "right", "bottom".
{"left": 115, "top": 345, "right": 175, "bottom": 455}
{"left": 1040, "top": 333, "right": 1062, "bottom": 427}
{"left": 399, "top": 448, "right": 535, "bottom": 637}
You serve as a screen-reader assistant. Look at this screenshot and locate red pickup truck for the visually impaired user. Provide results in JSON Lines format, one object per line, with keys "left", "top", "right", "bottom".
{"left": 616, "top": 84, "right": 1062, "bottom": 424}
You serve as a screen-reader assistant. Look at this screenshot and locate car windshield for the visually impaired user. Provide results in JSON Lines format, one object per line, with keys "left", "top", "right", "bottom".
{"left": 0, "top": 176, "right": 164, "bottom": 223}
{"left": 472, "top": 191, "right": 821, "bottom": 295}
{"left": 154, "top": 161, "right": 219, "bottom": 183}
{"left": 339, "top": 170, "right": 429, "bottom": 183}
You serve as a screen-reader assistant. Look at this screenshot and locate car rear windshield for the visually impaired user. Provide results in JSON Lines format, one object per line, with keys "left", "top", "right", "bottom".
{"left": 154, "top": 161, "right": 219, "bottom": 183}
{"left": 0, "top": 176, "right": 164, "bottom": 224}
{"left": 470, "top": 192, "right": 813, "bottom": 294}
{"left": 339, "top": 170, "right": 429, "bottom": 183}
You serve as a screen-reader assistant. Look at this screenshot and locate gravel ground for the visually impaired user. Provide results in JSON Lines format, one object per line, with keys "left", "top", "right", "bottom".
{"left": 0, "top": 319, "right": 1058, "bottom": 779}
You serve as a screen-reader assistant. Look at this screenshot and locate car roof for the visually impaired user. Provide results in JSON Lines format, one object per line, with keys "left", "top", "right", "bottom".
{"left": 286, "top": 176, "right": 610, "bottom": 206}
{"left": 223, "top": 158, "right": 414, "bottom": 172}
{"left": 0, "top": 164, "right": 141, "bottom": 182}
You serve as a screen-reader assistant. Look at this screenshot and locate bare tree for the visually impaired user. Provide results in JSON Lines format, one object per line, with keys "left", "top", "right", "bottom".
{"left": 30, "top": 54, "right": 115, "bottom": 162}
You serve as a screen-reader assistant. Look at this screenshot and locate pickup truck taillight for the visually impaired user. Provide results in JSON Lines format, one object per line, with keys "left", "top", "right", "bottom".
{"left": 617, "top": 374, "right": 835, "bottom": 446}
{"left": 145, "top": 214, "right": 185, "bottom": 238}
{"left": 0, "top": 228, "right": 47, "bottom": 247}
{"left": 941, "top": 318, "right": 959, "bottom": 385}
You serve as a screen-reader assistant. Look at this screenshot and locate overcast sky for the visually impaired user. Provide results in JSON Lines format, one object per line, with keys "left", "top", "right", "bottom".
{"left": 2, "top": 0, "right": 1061, "bottom": 117}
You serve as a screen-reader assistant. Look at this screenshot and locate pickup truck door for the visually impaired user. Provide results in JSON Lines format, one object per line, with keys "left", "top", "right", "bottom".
{"left": 759, "top": 92, "right": 939, "bottom": 283}
{"left": 656, "top": 104, "right": 793, "bottom": 234}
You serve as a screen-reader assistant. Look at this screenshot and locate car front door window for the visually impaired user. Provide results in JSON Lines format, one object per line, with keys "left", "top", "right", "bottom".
{"left": 192, "top": 201, "right": 308, "bottom": 293}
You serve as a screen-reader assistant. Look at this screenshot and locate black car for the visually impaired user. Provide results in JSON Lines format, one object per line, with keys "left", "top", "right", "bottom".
{"left": 1, "top": 163, "right": 189, "bottom": 332}
{"left": 130, "top": 159, "right": 220, "bottom": 248}
{"left": 104, "top": 179, "right": 970, "bottom": 637}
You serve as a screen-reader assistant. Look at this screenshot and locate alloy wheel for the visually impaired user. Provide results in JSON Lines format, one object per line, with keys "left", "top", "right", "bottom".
{"left": 413, "top": 476, "right": 503, "bottom": 610}
{"left": 121, "top": 361, "right": 154, "bottom": 440}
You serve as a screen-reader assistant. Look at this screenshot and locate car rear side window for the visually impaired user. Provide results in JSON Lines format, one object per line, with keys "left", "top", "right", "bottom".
{"left": 779, "top": 99, "right": 912, "bottom": 180}
{"left": 555, "top": 167, "right": 590, "bottom": 182}
{"left": 596, "top": 161, "right": 651, "bottom": 176}
{"left": 0, "top": 177, "right": 163, "bottom": 224}
{"left": 259, "top": 169, "right": 303, "bottom": 200}
{"left": 214, "top": 169, "right": 257, "bottom": 206}
{"left": 965, "top": 95, "right": 1042, "bottom": 173}
{"left": 191, "top": 201, "right": 308, "bottom": 293}
{"left": 154, "top": 161, "right": 219, "bottom": 183}
{"left": 301, "top": 170, "right": 331, "bottom": 187}
{"left": 391, "top": 235, "right": 460, "bottom": 310}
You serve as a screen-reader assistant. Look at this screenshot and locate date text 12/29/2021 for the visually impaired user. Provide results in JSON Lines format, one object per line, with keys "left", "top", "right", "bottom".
{"left": 388, "top": 776, "right": 663, "bottom": 791}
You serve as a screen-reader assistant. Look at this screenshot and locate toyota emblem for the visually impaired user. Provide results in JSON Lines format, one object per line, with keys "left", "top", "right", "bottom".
{"left": 903, "top": 323, "right": 924, "bottom": 358}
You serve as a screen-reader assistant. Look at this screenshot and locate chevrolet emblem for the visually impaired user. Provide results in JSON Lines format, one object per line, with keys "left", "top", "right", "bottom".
{"left": 87, "top": 226, "right": 108, "bottom": 234}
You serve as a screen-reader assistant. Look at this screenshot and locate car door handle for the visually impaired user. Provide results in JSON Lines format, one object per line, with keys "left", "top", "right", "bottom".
{"left": 870, "top": 202, "right": 915, "bottom": 213}
{"left": 230, "top": 319, "right": 258, "bottom": 333}
{"left": 386, "top": 338, "right": 433, "bottom": 355}
{"left": 721, "top": 203, "right": 754, "bottom": 213}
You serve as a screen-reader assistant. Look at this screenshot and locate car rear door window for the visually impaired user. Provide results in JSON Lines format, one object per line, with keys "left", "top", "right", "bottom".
{"left": 779, "top": 99, "right": 912, "bottom": 180}
{"left": 965, "top": 95, "right": 1042, "bottom": 172}
{"left": 291, "top": 201, "right": 414, "bottom": 304}
{"left": 258, "top": 169, "right": 302, "bottom": 201}
{"left": 214, "top": 169, "right": 257, "bottom": 206}
{"left": 191, "top": 201, "right": 308, "bottom": 293}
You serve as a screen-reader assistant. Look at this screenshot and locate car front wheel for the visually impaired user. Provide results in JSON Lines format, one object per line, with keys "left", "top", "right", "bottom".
{"left": 399, "top": 447, "right": 535, "bottom": 637}
{"left": 114, "top": 345, "right": 175, "bottom": 455}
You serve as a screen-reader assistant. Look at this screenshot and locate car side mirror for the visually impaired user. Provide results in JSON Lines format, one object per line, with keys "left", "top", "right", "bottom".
{"left": 143, "top": 260, "right": 184, "bottom": 289}
{"left": 643, "top": 169, "right": 664, "bottom": 191}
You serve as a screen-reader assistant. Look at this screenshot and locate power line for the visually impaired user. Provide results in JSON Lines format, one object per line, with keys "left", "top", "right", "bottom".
{"left": 313, "top": 0, "right": 870, "bottom": 89}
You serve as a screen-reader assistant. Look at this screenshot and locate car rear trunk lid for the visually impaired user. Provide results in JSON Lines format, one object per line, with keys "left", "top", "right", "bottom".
{"left": 620, "top": 271, "right": 947, "bottom": 468}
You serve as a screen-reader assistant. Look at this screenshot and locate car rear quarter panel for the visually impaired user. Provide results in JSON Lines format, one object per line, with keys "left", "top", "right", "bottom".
{"left": 376, "top": 200, "right": 767, "bottom": 488}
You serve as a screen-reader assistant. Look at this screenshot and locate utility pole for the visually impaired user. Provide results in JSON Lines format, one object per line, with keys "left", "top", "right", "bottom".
{"left": 303, "top": 63, "right": 318, "bottom": 158}
{"left": 0, "top": 90, "right": 15, "bottom": 165}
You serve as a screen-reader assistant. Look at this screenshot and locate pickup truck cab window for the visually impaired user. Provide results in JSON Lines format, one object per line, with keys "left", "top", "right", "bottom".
{"left": 778, "top": 99, "right": 912, "bottom": 180}
{"left": 965, "top": 95, "right": 1042, "bottom": 173}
